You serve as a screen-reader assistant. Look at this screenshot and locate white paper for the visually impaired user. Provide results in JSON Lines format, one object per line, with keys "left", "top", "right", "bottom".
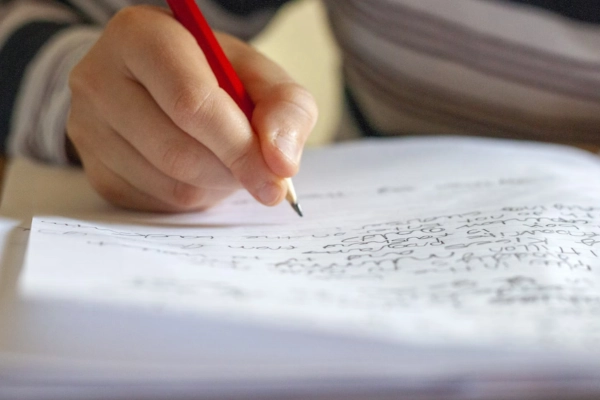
{"left": 20, "top": 137, "right": 600, "bottom": 351}
{"left": 6, "top": 136, "right": 600, "bottom": 399}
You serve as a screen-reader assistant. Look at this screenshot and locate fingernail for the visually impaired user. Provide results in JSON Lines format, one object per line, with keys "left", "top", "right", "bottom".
{"left": 257, "top": 181, "right": 281, "bottom": 205}
{"left": 274, "top": 128, "right": 301, "bottom": 165}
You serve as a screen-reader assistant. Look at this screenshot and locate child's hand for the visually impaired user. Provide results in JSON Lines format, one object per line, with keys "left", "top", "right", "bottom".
{"left": 67, "top": 5, "right": 317, "bottom": 212}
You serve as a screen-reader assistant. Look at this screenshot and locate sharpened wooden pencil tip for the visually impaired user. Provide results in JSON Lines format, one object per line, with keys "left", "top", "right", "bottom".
{"left": 284, "top": 177, "right": 302, "bottom": 217}
{"left": 291, "top": 202, "right": 303, "bottom": 217}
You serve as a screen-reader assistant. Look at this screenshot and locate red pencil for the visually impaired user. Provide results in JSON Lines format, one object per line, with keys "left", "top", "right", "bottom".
{"left": 166, "top": 0, "right": 253, "bottom": 119}
{"left": 166, "top": 0, "right": 302, "bottom": 216}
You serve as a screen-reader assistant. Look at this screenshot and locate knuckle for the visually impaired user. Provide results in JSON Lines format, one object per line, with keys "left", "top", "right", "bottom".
{"left": 108, "top": 6, "right": 162, "bottom": 51}
{"left": 170, "top": 181, "right": 206, "bottom": 210}
{"left": 160, "top": 143, "right": 201, "bottom": 182}
{"left": 225, "top": 150, "right": 254, "bottom": 187}
{"left": 170, "top": 85, "right": 221, "bottom": 131}
{"left": 111, "top": 6, "right": 144, "bottom": 32}
{"left": 224, "top": 147, "right": 248, "bottom": 174}
{"left": 105, "top": 8, "right": 137, "bottom": 45}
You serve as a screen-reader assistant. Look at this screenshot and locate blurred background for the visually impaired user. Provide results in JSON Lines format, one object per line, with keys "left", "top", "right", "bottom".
{"left": 252, "top": 0, "right": 340, "bottom": 146}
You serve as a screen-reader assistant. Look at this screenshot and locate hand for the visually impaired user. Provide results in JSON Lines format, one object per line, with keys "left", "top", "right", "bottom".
{"left": 67, "top": 5, "right": 317, "bottom": 212}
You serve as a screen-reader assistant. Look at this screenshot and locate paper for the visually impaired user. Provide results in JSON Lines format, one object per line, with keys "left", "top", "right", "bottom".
{"left": 19, "top": 137, "right": 600, "bottom": 353}
{"left": 3, "top": 137, "right": 600, "bottom": 399}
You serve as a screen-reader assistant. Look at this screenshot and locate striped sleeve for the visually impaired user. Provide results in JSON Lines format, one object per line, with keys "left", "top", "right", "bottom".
{"left": 0, "top": 0, "right": 105, "bottom": 164}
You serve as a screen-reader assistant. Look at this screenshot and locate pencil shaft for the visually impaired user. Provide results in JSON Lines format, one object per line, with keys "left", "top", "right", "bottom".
{"left": 166, "top": 0, "right": 253, "bottom": 119}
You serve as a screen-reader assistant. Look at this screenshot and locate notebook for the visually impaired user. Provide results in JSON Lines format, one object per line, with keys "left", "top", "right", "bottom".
{"left": 1, "top": 136, "right": 600, "bottom": 399}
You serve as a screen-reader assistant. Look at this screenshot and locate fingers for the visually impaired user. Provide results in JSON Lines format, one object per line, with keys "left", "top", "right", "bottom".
{"left": 83, "top": 152, "right": 232, "bottom": 213}
{"left": 83, "top": 153, "right": 188, "bottom": 213}
{"left": 95, "top": 72, "right": 238, "bottom": 190}
{"left": 68, "top": 98, "right": 235, "bottom": 212}
{"left": 109, "top": 6, "right": 287, "bottom": 206}
{"left": 69, "top": 5, "right": 317, "bottom": 212}
{"left": 221, "top": 34, "right": 319, "bottom": 177}
{"left": 69, "top": 37, "right": 239, "bottom": 211}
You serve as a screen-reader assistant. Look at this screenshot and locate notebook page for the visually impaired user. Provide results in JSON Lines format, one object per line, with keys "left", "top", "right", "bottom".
{"left": 18, "top": 137, "right": 600, "bottom": 356}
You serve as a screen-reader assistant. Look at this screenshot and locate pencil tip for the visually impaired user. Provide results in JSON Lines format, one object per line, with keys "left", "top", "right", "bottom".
{"left": 291, "top": 202, "right": 303, "bottom": 217}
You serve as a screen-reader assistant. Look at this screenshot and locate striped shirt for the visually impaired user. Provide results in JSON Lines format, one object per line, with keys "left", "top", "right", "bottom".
{"left": 1, "top": 0, "right": 600, "bottom": 164}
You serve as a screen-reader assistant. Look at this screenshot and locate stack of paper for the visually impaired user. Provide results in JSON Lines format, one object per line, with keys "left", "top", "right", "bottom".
{"left": 1, "top": 136, "right": 600, "bottom": 399}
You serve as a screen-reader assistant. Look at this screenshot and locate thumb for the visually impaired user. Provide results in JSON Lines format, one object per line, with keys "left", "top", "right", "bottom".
{"left": 219, "top": 33, "right": 319, "bottom": 178}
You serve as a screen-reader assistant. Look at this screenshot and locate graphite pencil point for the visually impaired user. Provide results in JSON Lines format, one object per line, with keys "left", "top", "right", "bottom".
{"left": 291, "top": 202, "right": 303, "bottom": 217}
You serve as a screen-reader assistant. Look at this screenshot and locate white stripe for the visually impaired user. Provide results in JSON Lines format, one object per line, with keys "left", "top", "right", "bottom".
{"left": 0, "top": 1, "right": 78, "bottom": 51}
{"left": 9, "top": 26, "right": 101, "bottom": 164}
{"left": 391, "top": 0, "right": 600, "bottom": 63}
